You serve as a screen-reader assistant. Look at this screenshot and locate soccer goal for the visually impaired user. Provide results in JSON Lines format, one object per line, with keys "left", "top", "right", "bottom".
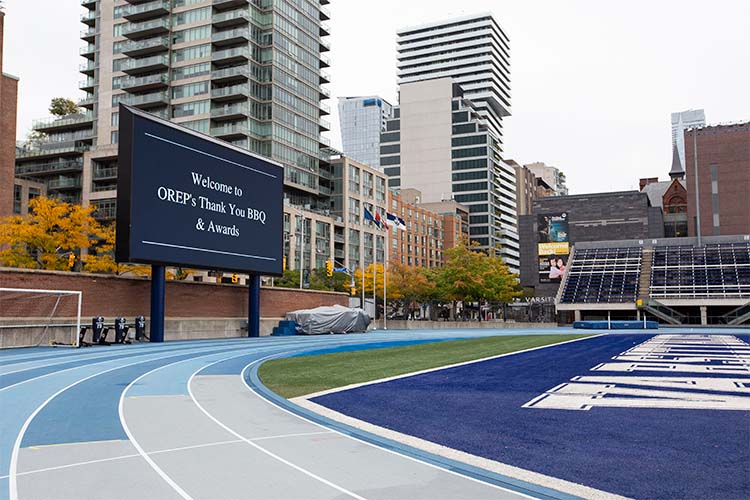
{"left": 0, "top": 288, "right": 82, "bottom": 348}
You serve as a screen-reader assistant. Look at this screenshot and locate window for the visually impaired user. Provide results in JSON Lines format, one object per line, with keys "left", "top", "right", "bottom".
{"left": 173, "top": 25, "right": 210, "bottom": 45}
{"left": 452, "top": 135, "right": 486, "bottom": 147}
{"left": 172, "top": 44, "right": 210, "bottom": 63}
{"left": 172, "top": 100, "right": 209, "bottom": 118}
{"left": 172, "top": 62, "right": 210, "bottom": 80}
{"left": 172, "top": 7, "right": 210, "bottom": 26}
{"left": 452, "top": 147, "right": 487, "bottom": 159}
{"left": 380, "top": 156, "right": 400, "bottom": 166}
{"left": 13, "top": 185, "right": 21, "bottom": 214}
{"left": 381, "top": 131, "right": 400, "bottom": 142}
{"left": 179, "top": 119, "right": 209, "bottom": 134}
{"left": 172, "top": 81, "right": 209, "bottom": 99}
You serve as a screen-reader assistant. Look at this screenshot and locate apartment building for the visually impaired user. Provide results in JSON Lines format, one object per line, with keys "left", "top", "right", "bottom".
{"left": 0, "top": 11, "right": 19, "bottom": 218}
{"left": 16, "top": 0, "right": 332, "bottom": 225}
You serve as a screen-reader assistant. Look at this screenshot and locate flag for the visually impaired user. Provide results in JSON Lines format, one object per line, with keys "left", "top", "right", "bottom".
{"left": 364, "top": 207, "right": 376, "bottom": 225}
{"left": 374, "top": 211, "right": 383, "bottom": 229}
{"left": 387, "top": 212, "right": 406, "bottom": 231}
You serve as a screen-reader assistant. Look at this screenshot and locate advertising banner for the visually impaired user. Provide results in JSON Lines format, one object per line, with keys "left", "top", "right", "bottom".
{"left": 116, "top": 105, "right": 283, "bottom": 275}
{"left": 537, "top": 212, "right": 569, "bottom": 243}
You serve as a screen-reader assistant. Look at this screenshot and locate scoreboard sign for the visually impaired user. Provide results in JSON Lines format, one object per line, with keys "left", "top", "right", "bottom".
{"left": 116, "top": 105, "right": 283, "bottom": 275}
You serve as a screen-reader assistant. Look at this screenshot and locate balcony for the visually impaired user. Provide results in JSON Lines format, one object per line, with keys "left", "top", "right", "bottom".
{"left": 319, "top": 86, "right": 330, "bottom": 99}
{"left": 121, "top": 36, "right": 169, "bottom": 57}
{"left": 211, "top": 28, "right": 250, "bottom": 47}
{"left": 80, "top": 27, "right": 97, "bottom": 43}
{"left": 93, "top": 167, "right": 118, "bottom": 180}
{"left": 319, "top": 53, "right": 330, "bottom": 68}
{"left": 121, "top": 18, "right": 170, "bottom": 39}
{"left": 212, "top": 0, "right": 249, "bottom": 10}
{"left": 122, "top": 0, "right": 170, "bottom": 22}
{"left": 118, "top": 90, "right": 169, "bottom": 109}
{"left": 320, "top": 5, "right": 330, "bottom": 21}
{"left": 81, "top": 0, "right": 97, "bottom": 8}
{"left": 319, "top": 118, "right": 330, "bottom": 131}
{"left": 210, "top": 123, "right": 250, "bottom": 140}
{"left": 80, "top": 44, "right": 97, "bottom": 59}
{"left": 80, "top": 10, "right": 97, "bottom": 26}
{"left": 319, "top": 70, "right": 330, "bottom": 84}
{"left": 319, "top": 135, "right": 331, "bottom": 147}
{"left": 211, "top": 46, "right": 250, "bottom": 64}
{"left": 320, "top": 102, "right": 330, "bottom": 115}
{"left": 120, "top": 54, "right": 169, "bottom": 75}
{"left": 15, "top": 158, "right": 84, "bottom": 175}
{"left": 33, "top": 114, "right": 95, "bottom": 133}
{"left": 320, "top": 38, "right": 330, "bottom": 52}
{"left": 79, "top": 78, "right": 97, "bottom": 92}
{"left": 121, "top": 73, "right": 168, "bottom": 92}
{"left": 319, "top": 22, "right": 330, "bottom": 37}
{"left": 79, "top": 61, "right": 98, "bottom": 76}
{"left": 211, "top": 65, "right": 250, "bottom": 84}
{"left": 210, "top": 102, "right": 250, "bottom": 121}
{"left": 211, "top": 83, "right": 250, "bottom": 102}
{"left": 212, "top": 9, "right": 249, "bottom": 28}
{"left": 47, "top": 177, "right": 82, "bottom": 191}
{"left": 79, "top": 95, "right": 96, "bottom": 108}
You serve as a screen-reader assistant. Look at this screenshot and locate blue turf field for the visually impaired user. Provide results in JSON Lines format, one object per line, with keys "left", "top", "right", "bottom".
{"left": 312, "top": 333, "right": 750, "bottom": 500}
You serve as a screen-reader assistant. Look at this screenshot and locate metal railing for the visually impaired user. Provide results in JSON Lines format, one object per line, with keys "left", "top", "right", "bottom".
{"left": 211, "top": 46, "right": 250, "bottom": 61}
{"left": 33, "top": 114, "right": 94, "bottom": 130}
{"left": 47, "top": 177, "right": 82, "bottom": 190}
{"left": 15, "top": 159, "right": 84, "bottom": 175}
{"left": 93, "top": 167, "right": 118, "bottom": 180}
{"left": 120, "top": 54, "right": 169, "bottom": 71}
{"left": 121, "top": 18, "right": 170, "bottom": 37}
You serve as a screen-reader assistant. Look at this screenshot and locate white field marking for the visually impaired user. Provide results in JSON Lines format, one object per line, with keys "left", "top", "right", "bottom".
{"left": 188, "top": 357, "right": 368, "bottom": 500}
{"left": 6, "top": 343, "right": 240, "bottom": 500}
{"left": 525, "top": 334, "right": 750, "bottom": 411}
{"left": 239, "top": 363, "right": 544, "bottom": 500}
{"left": 299, "top": 334, "right": 603, "bottom": 400}
{"left": 1, "top": 431, "right": 335, "bottom": 481}
{"left": 118, "top": 346, "right": 280, "bottom": 500}
{"left": 570, "top": 375, "right": 750, "bottom": 392}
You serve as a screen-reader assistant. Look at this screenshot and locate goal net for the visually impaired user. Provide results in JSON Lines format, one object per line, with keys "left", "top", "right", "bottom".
{"left": 0, "top": 288, "right": 82, "bottom": 348}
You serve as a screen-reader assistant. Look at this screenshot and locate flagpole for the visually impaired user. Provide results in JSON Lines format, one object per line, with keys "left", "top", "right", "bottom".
{"left": 384, "top": 227, "right": 388, "bottom": 330}
{"left": 373, "top": 233, "right": 377, "bottom": 323}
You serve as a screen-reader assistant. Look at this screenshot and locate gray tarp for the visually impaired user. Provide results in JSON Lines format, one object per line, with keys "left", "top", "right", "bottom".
{"left": 285, "top": 305, "right": 371, "bottom": 335}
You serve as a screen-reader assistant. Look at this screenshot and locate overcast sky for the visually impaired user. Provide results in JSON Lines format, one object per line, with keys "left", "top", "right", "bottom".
{"left": 3, "top": 0, "right": 749, "bottom": 194}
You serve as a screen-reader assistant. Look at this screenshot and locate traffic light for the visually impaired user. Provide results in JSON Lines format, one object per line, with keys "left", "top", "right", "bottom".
{"left": 282, "top": 256, "right": 287, "bottom": 270}
{"left": 68, "top": 253, "right": 75, "bottom": 270}
{"left": 231, "top": 273, "right": 239, "bottom": 284}
{"left": 325, "top": 259, "right": 333, "bottom": 277}
{"left": 350, "top": 287, "right": 357, "bottom": 296}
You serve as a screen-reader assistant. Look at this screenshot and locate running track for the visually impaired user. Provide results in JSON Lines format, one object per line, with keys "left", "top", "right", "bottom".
{"left": 0, "top": 329, "right": 582, "bottom": 500}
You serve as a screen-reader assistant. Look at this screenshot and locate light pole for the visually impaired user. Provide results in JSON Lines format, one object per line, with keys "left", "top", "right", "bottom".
{"left": 693, "top": 128, "right": 702, "bottom": 247}
{"left": 285, "top": 204, "right": 306, "bottom": 289}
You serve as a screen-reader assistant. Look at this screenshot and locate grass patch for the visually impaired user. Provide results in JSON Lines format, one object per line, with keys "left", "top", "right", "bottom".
{"left": 259, "top": 334, "right": 592, "bottom": 399}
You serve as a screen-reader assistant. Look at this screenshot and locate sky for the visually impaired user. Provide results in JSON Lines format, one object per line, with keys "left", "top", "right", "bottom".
{"left": 3, "top": 0, "right": 749, "bottom": 194}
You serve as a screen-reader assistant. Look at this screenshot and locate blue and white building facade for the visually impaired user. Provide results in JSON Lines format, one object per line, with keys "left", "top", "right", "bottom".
{"left": 338, "top": 96, "right": 394, "bottom": 169}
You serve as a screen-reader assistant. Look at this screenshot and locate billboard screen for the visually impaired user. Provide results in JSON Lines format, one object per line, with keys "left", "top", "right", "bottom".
{"left": 537, "top": 212, "right": 569, "bottom": 243}
{"left": 116, "top": 105, "right": 283, "bottom": 275}
{"left": 538, "top": 251, "right": 569, "bottom": 283}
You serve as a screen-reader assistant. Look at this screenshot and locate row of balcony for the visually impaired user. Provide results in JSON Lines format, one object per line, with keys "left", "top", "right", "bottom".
{"left": 121, "top": 36, "right": 169, "bottom": 57}
{"left": 122, "top": 0, "right": 170, "bottom": 23}
{"left": 121, "top": 73, "right": 169, "bottom": 92}
{"left": 47, "top": 177, "right": 82, "bottom": 190}
{"left": 33, "top": 114, "right": 95, "bottom": 134}
{"left": 15, "top": 159, "right": 84, "bottom": 175}
{"left": 94, "top": 167, "right": 118, "bottom": 180}
{"left": 116, "top": 90, "right": 169, "bottom": 109}
{"left": 120, "top": 53, "right": 169, "bottom": 75}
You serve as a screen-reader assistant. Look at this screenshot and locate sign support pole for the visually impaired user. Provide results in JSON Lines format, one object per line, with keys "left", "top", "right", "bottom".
{"left": 150, "top": 265, "right": 165, "bottom": 342}
{"left": 248, "top": 274, "right": 260, "bottom": 337}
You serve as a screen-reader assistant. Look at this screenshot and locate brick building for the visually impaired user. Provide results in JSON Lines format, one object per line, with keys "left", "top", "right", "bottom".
{"left": 0, "top": 11, "right": 19, "bottom": 218}
{"left": 684, "top": 122, "right": 750, "bottom": 237}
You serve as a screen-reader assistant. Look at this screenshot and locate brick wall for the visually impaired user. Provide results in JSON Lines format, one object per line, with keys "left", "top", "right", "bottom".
{"left": 0, "top": 12, "right": 20, "bottom": 218}
{"left": 684, "top": 123, "right": 750, "bottom": 237}
{"left": 0, "top": 268, "right": 348, "bottom": 319}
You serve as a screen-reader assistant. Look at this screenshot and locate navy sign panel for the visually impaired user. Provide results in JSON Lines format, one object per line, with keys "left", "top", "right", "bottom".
{"left": 116, "top": 104, "right": 283, "bottom": 275}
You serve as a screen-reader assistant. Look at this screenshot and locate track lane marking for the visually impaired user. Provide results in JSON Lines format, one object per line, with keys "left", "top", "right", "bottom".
{"left": 188, "top": 354, "right": 369, "bottom": 500}
{"left": 7, "top": 343, "right": 253, "bottom": 500}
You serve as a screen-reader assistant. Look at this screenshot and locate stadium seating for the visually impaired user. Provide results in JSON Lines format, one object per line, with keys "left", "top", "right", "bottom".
{"left": 560, "top": 247, "right": 642, "bottom": 303}
{"left": 650, "top": 242, "right": 750, "bottom": 299}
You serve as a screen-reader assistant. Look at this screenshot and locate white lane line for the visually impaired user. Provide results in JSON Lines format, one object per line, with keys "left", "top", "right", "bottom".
{"left": 7, "top": 343, "right": 238, "bottom": 500}
{"left": 2, "top": 431, "right": 333, "bottom": 481}
{"left": 187, "top": 356, "right": 368, "bottom": 500}
{"left": 240, "top": 361, "right": 542, "bottom": 500}
{"left": 302, "top": 334, "right": 603, "bottom": 400}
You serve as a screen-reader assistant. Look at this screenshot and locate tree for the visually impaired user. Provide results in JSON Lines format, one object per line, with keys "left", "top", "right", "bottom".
{"left": 49, "top": 97, "right": 80, "bottom": 117}
{"left": 434, "top": 237, "right": 521, "bottom": 303}
{"left": 82, "top": 224, "right": 151, "bottom": 277}
{"left": 309, "top": 267, "right": 351, "bottom": 292}
{"left": 388, "top": 263, "right": 435, "bottom": 300}
{"left": 24, "top": 129, "right": 48, "bottom": 147}
{"left": 0, "top": 197, "right": 104, "bottom": 270}
{"left": 353, "top": 263, "right": 391, "bottom": 298}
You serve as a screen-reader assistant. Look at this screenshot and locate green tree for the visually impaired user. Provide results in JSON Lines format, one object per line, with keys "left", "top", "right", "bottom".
{"left": 49, "top": 97, "right": 80, "bottom": 117}
{"left": 274, "top": 269, "right": 302, "bottom": 288}
{"left": 309, "top": 267, "right": 351, "bottom": 292}
{"left": 0, "top": 197, "right": 104, "bottom": 270}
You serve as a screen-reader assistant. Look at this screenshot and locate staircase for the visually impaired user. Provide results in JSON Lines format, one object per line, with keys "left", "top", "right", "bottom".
{"left": 721, "top": 302, "right": 750, "bottom": 325}
{"left": 639, "top": 299, "right": 686, "bottom": 326}
{"left": 637, "top": 248, "right": 653, "bottom": 305}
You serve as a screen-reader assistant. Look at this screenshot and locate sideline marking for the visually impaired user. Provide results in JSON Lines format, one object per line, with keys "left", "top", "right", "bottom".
{"left": 241, "top": 362, "right": 548, "bottom": 500}
{"left": 300, "top": 334, "right": 602, "bottom": 400}
{"left": 188, "top": 356, "right": 368, "bottom": 500}
{"left": 7, "top": 344, "right": 240, "bottom": 500}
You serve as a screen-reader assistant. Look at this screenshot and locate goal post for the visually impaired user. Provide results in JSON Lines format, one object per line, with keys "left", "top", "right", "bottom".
{"left": 0, "top": 288, "right": 83, "bottom": 348}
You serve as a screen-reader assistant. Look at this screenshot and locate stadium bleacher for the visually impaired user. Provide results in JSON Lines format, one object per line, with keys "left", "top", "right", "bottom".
{"left": 560, "top": 247, "right": 642, "bottom": 304}
{"left": 650, "top": 242, "right": 750, "bottom": 299}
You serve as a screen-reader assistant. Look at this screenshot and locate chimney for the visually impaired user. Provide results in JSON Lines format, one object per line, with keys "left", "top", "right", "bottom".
{"left": 639, "top": 177, "right": 658, "bottom": 190}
